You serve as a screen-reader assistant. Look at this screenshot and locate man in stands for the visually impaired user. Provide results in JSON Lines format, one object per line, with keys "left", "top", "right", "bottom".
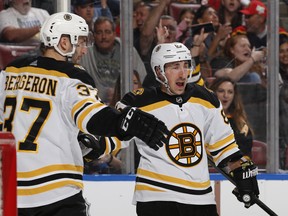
{"left": 0, "top": 0, "right": 49, "bottom": 45}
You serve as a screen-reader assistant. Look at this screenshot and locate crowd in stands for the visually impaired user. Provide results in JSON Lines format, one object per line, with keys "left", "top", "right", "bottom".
{"left": 1, "top": 0, "right": 288, "bottom": 172}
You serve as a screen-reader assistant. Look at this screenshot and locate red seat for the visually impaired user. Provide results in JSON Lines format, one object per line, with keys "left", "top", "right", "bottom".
{"left": 0, "top": 43, "right": 37, "bottom": 69}
{"left": 251, "top": 140, "right": 267, "bottom": 170}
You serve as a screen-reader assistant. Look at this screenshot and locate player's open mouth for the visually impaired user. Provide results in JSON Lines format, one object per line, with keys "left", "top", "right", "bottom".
{"left": 176, "top": 82, "right": 184, "bottom": 87}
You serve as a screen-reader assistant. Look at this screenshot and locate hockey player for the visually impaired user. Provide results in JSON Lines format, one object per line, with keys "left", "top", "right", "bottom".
{"left": 0, "top": 12, "right": 170, "bottom": 216}
{"left": 112, "top": 42, "right": 259, "bottom": 216}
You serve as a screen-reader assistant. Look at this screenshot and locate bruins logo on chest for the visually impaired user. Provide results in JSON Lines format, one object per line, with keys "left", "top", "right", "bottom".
{"left": 166, "top": 123, "right": 203, "bottom": 167}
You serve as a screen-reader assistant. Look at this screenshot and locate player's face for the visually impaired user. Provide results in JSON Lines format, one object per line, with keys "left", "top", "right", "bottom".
{"left": 215, "top": 81, "right": 234, "bottom": 113}
{"left": 163, "top": 60, "right": 188, "bottom": 95}
{"left": 72, "top": 36, "right": 88, "bottom": 64}
{"left": 279, "top": 42, "right": 288, "bottom": 66}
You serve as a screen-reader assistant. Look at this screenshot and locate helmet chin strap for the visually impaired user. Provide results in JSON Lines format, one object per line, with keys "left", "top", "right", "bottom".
{"left": 162, "top": 77, "right": 175, "bottom": 96}
{"left": 157, "top": 72, "right": 176, "bottom": 96}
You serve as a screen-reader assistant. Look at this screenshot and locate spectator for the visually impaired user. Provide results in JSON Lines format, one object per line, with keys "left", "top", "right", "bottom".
{"left": 239, "top": 0, "right": 267, "bottom": 49}
{"left": 72, "top": 0, "right": 96, "bottom": 33}
{"left": 279, "top": 30, "right": 288, "bottom": 169}
{"left": 156, "top": 15, "right": 177, "bottom": 44}
{"left": 209, "top": 77, "right": 254, "bottom": 158}
{"left": 0, "top": 0, "right": 49, "bottom": 45}
{"left": 176, "top": 8, "right": 195, "bottom": 43}
{"left": 279, "top": 30, "right": 288, "bottom": 84}
{"left": 185, "top": 4, "right": 232, "bottom": 79}
{"left": 137, "top": 0, "right": 170, "bottom": 59}
{"left": 115, "top": 42, "right": 259, "bottom": 215}
{"left": 218, "top": 0, "right": 243, "bottom": 29}
{"left": 211, "top": 33, "right": 265, "bottom": 84}
{"left": 0, "top": 12, "right": 169, "bottom": 215}
{"left": 133, "top": 0, "right": 171, "bottom": 87}
{"left": 80, "top": 16, "right": 147, "bottom": 104}
{"left": 93, "top": 0, "right": 113, "bottom": 21}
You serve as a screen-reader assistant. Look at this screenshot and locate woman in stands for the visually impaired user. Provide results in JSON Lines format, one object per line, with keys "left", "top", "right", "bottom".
{"left": 211, "top": 33, "right": 266, "bottom": 85}
{"left": 209, "top": 77, "right": 253, "bottom": 158}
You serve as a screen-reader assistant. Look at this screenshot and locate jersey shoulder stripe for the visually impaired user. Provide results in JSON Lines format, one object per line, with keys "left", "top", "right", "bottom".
{"left": 7, "top": 56, "right": 95, "bottom": 87}
{"left": 187, "top": 83, "right": 220, "bottom": 108}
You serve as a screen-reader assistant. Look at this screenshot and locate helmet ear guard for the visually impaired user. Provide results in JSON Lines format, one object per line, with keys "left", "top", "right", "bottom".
{"left": 40, "top": 12, "right": 89, "bottom": 57}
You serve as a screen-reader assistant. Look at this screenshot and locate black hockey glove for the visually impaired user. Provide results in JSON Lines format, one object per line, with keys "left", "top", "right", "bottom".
{"left": 118, "top": 107, "right": 170, "bottom": 150}
{"left": 77, "top": 132, "right": 105, "bottom": 159}
{"left": 230, "top": 160, "right": 259, "bottom": 208}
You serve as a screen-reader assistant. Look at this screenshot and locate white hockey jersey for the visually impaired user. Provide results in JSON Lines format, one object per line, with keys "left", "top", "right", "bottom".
{"left": 0, "top": 56, "right": 124, "bottom": 208}
{"left": 117, "top": 84, "right": 241, "bottom": 205}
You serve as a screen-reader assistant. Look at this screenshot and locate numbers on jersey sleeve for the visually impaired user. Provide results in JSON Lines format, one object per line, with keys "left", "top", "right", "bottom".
{"left": 76, "top": 84, "right": 99, "bottom": 100}
{"left": 3, "top": 97, "right": 52, "bottom": 152}
{"left": 77, "top": 84, "right": 90, "bottom": 96}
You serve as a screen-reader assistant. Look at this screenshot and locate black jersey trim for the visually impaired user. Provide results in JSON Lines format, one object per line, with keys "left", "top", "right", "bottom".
{"left": 18, "top": 173, "right": 83, "bottom": 187}
{"left": 73, "top": 102, "right": 93, "bottom": 123}
{"left": 136, "top": 177, "right": 212, "bottom": 195}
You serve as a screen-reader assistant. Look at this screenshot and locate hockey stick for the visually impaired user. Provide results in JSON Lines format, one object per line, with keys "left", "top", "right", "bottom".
{"left": 207, "top": 156, "right": 278, "bottom": 216}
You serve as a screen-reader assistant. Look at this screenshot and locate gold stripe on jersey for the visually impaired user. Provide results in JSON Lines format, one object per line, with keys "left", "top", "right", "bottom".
{"left": 137, "top": 168, "right": 210, "bottom": 189}
{"left": 213, "top": 143, "right": 239, "bottom": 161}
{"left": 17, "top": 164, "right": 83, "bottom": 178}
{"left": 135, "top": 184, "right": 165, "bottom": 192}
{"left": 140, "top": 101, "right": 170, "bottom": 112}
{"left": 193, "top": 64, "right": 200, "bottom": 76}
{"left": 18, "top": 180, "right": 83, "bottom": 196}
{"left": 188, "top": 98, "right": 215, "bottom": 109}
{"left": 76, "top": 103, "right": 105, "bottom": 131}
{"left": 6, "top": 66, "right": 69, "bottom": 78}
{"left": 207, "top": 133, "right": 235, "bottom": 151}
{"left": 71, "top": 98, "right": 98, "bottom": 117}
{"left": 114, "top": 137, "right": 122, "bottom": 152}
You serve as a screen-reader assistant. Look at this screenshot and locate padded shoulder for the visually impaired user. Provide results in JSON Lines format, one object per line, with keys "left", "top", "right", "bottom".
{"left": 121, "top": 87, "right": 165, "bottom": 107}
{"left": 8, "top": 56, "right": 96, "bottom": 88}
{"left": 188, "top": 83, "right": 220, "bottom": 108}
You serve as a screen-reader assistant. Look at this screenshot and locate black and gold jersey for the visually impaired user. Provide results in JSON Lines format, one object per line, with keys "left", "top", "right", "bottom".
{"left": 0, "top": 56, "right": 123, "bottom": 208}
{"left": 117, "top": 83, "right": 241, "bottom": 205}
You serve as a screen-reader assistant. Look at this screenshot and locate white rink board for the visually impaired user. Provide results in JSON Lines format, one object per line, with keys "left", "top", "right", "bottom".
{"left": 83, "top": 174, "right": 288, "bottom": 216}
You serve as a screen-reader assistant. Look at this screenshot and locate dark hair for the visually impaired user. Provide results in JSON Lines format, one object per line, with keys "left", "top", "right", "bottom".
{"left": 193, "top": 4, "right": 211, "bottom": 24}
{"left": 94, "top": 16, "right": 115, "bottom": 31}
{"left": 178, "top": 8, "right": 196, "bottom": 23}
{"left": 280, "top": 32, "right": 288, "bottom": 46}
{"left": 217, "top": 2, "right": 243, "bottom": 29}
{"left": 209, "top": 77, "right": 252, "bottom": 133}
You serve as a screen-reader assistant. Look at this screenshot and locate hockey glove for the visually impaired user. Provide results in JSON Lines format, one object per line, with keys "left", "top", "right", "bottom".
{"left": 77, "top": 132, "right": 105, "bottom": 159}
{"left": 118, "top": 107, "right": 170, "bottom": 150}
{"left": 230, "top": 160, "right": 259, "bottom": 208}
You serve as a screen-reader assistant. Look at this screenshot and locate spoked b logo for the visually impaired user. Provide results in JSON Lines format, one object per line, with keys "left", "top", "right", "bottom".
{"left": 166, "top": 123, "right": 203, "bottom": 167}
